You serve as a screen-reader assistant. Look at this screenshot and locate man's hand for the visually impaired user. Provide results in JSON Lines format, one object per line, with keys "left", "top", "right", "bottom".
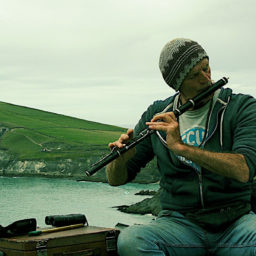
{"left": 108, "top": 128, "right": 134, "bottom": 149}
{"left": 146, "top": 112, "right": 184, "bottom": 154}
{"left": 106, "top": 129, "right": 136, "bottom": 186}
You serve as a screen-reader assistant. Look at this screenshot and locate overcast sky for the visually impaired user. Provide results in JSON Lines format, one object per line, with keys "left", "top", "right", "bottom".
{"left": 0, "top": 0, "right": 255, "bottom": 128}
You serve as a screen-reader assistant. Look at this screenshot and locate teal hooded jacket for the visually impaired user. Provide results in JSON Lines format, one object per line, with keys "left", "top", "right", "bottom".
{"left": 127, "top": 87, "right": 256, "bottom": 214}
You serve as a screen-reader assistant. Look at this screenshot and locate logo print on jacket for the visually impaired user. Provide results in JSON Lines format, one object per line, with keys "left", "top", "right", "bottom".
{"left": 177, "top": 126, "right": 205, "bottom": 172}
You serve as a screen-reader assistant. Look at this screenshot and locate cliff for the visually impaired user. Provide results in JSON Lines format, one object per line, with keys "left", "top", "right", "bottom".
{"left": 0, "top": 149, "right": 159, "bottom": 183}
{"left": 0, "top": 101, "right": 160, "bottom": 183}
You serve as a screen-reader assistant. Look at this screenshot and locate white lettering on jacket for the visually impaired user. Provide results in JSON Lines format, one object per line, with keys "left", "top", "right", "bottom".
{"left": 178, "top": 126, "right": 205, "bottom": 172}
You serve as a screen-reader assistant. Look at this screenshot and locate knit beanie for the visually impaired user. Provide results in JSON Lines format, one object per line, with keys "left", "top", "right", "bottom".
{"left": 159, "top": 38, "right": 208, "bottom": 91}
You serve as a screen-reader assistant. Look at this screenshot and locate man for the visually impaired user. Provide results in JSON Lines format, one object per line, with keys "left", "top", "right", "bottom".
{"left": 107, "top": 38, "right": 256, "bottom": 255}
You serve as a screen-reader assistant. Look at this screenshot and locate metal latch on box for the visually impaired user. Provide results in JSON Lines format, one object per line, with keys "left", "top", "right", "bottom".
{"left": 106, "top": 230, "right": 119, "bottom": 252}
{"left": 36, "top": 239, "right": 48, "bottom": 256}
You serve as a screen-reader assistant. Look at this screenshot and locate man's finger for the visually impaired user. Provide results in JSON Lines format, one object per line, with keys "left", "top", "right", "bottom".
{"left": 151, "top": 112, "right": 176, "bottom": 123}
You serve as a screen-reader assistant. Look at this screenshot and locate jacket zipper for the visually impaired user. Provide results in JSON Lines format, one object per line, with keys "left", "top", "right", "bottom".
{"left": 197, "top": 107, "right": 222, "bottom": 209}
{"left": 203, "top": 101, "right": 229, "bottom": 146}
{"left": 198, "top": 99, "right": 229, "bottom": 209}
{"left": 198, "top": 172, "right": 205, "bottom": 208}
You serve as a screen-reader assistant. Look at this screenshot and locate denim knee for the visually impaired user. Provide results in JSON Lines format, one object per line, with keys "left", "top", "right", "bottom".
{"left": 117, "top": 225, "right": 145, "bottom": 256}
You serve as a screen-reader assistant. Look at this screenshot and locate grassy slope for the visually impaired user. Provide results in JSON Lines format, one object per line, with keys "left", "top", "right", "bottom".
{"left": 0, "top": 101, "right": 126, "bottom": 160}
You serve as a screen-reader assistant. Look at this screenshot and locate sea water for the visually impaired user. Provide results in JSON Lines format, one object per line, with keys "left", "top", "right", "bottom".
{"left": 0, "top": 176, "right": 159, "bottom": 228}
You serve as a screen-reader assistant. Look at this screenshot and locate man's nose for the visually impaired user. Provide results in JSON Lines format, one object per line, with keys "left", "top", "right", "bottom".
{"left": 199, "top": 70, "right": 211, "bottom": 83}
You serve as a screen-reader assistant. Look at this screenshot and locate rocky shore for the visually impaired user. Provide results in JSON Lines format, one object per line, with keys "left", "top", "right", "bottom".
{"left": 114, "top": 189, "right": 161, "bottom": 216}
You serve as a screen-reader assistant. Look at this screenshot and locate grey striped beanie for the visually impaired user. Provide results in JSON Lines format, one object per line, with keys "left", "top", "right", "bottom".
{"left": 159, "top": 38, "right": 208, "bottom": 91}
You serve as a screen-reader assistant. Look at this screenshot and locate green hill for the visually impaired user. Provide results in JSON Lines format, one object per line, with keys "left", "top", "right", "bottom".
{"left": 0, "top": 101, "right": 159, "bottom": 183}
{"left": 0, "top": 101, "right": 126, "bottom": 161}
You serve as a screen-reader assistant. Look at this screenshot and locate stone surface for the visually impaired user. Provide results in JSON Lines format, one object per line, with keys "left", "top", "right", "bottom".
{"left": 114, "top": 189, "right": 161, "bottom": 216}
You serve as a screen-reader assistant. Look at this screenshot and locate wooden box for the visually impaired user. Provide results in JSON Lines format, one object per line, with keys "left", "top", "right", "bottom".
{"left": 0, "top": 226, "right": 119, "bottom": 256}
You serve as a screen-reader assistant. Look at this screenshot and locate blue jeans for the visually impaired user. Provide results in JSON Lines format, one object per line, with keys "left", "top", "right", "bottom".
{"left": 117, "top": 210, "right": 256, "bottom": 255}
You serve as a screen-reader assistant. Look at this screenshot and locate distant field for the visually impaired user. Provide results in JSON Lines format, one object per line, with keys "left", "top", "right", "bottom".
{"left": 0, "top": 102, "right": 126, "bottom": 160}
